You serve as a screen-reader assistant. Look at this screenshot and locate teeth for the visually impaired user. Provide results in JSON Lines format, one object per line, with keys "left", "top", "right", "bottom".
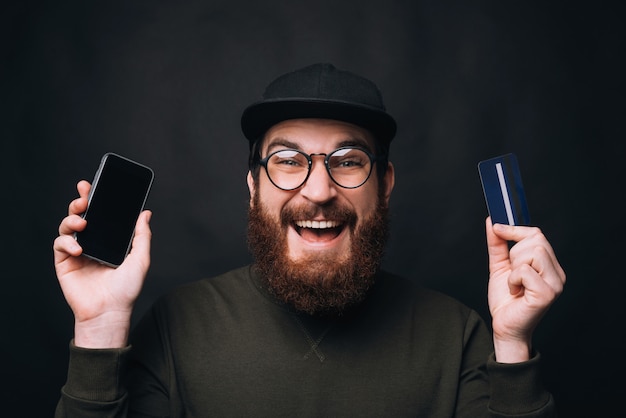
{"left": 295, "top": 220, "right": 339, "bottom": 229}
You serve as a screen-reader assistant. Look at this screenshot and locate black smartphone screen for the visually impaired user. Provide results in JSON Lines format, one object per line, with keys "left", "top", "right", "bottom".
{"left": 76, "top": 153, "right": 154, "bottom": 267}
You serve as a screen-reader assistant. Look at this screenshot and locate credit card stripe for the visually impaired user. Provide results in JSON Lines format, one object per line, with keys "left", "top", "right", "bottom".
{"left": 496, "top": 162, "right": 515, "bottom": 225}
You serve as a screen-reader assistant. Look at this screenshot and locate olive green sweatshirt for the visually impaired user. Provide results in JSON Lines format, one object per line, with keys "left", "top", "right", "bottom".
{"left": 57, "top": 266, "right": 555, "bottom": 417}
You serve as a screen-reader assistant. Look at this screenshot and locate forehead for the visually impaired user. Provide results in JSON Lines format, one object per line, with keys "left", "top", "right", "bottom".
{"left": 261, "top": 119, "right": 377, "bottom": 153}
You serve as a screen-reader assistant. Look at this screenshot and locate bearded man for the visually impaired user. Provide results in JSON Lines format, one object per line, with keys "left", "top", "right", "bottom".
{"left": 54, "top": 63, "right": 565, "bottom": 417}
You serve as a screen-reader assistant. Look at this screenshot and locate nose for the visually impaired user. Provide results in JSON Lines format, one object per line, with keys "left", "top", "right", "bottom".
{"left": 299, "top": 156, "right": 337, "bottom": 204}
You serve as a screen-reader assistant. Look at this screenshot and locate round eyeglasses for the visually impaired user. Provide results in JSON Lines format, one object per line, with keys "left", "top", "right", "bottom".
{"left": 258, "top": 147, "right": 377, "bottom": 190}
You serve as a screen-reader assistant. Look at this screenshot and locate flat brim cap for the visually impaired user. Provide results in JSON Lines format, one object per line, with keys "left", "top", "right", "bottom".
{"left": 241, "top": 63, "right": 397, "bottom": 146}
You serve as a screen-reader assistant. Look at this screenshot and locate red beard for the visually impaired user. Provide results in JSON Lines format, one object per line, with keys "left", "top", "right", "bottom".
{"left": 247, "top": 191, "right": 389, "bottom": 316}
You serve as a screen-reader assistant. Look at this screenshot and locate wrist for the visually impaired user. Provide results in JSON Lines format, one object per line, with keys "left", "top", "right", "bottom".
{"left": 493, "top": 336, "right": 531, "bottom": 363}
{"left": 74, "top": 311, "right": 132, "bottom": 349}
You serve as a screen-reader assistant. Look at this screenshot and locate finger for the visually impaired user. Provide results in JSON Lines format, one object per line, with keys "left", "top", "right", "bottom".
{"left": 68, "top": 197, "right": 87, "bottom": 216}
{"left": 492, "top": 223, "right": 546, "bottom": 247}
{"left": 132, "top": 210, "right": 152, "bottom": 252}
{"left": 506, "top": 228, "right": 564, "bottom": 279}
{"left": 510, "top": 244, "right": 566, "bottom": 296}
{"left": 77, "top": 180, "right": 91, "bottom": 198}
{"left": 508, "top": 264, "right": 560, "bottom": 308}
{"left": 494, "top": 223, "right": 561, "bottom": 267}
{"left": 125, "top": 210, "right": 152, "bottom": 273}
{"left": 68, "top": 181, "right": 91, "bottom": 216}
{"left": 53, "top": 234, "right": 83, "bottom": 263}
{"left": 58, "top": 214, "right": 87, "bottom": 236}
{"left": 486, "top": 217, "right": 511, "bottom": 273}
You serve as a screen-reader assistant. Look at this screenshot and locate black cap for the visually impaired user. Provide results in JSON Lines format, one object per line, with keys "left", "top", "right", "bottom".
{"left": 241, "top": 63, "right": 397, "bottom": 147}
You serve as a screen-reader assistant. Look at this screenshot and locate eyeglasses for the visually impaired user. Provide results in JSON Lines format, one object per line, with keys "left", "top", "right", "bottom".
{"left": 258, "top": 147, "right": 377, "bottom": 190}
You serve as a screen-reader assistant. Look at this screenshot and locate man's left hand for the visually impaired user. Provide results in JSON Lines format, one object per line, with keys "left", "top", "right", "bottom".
{"left": 485, "top": 217, "right": 566, "bottom": 363}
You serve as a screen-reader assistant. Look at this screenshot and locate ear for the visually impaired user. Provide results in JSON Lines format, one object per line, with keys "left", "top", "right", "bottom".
{"left": 382, "top": 162, "right": 395, "bottom": 204}
{"left": 247, "top": 171, "right": 256, "bottom": 207}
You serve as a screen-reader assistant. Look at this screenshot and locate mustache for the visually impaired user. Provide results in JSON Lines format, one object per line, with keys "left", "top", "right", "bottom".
{"left": 280, "top": 202, "right": 357, "bottom": 228}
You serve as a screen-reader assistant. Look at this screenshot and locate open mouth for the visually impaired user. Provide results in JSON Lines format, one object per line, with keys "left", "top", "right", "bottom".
{"left": 294, "top": 220, "right": 344, "bottom": 242}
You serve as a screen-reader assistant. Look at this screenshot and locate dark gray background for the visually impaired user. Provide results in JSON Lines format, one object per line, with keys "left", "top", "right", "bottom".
{"left": 3, "top": 1, "right": 623, "bottom": 416}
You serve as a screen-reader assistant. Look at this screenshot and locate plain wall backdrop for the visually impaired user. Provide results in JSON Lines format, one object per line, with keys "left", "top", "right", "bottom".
{"left": 2, "top": 1, "right": 623, "bottom": 416}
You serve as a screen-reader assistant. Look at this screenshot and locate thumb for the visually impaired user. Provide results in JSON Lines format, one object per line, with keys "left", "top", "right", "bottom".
{"left": 125, "top": 210, "right": 152, "bottom": 274}
{"left": 486, "top": 217, "right": 510, "bottom": 273}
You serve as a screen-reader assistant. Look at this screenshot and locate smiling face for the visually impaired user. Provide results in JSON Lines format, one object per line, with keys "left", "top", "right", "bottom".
{"left": 248, "top": 119, "right": 394, "bottom": 264}
{"left": 247, "top": 119, "right": 395, "bottom": 314}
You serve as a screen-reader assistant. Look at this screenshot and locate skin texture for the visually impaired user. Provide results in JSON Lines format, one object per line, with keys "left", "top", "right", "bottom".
{"left": 247, "top": 119, "right": 395, "bottom": 264}
{"left": 54, "top": 118, "right": 565, "bottom": 363}
{"left": 246, "top": 119, "right": 393, "bottom": 315}
{"left": 485, "top": 219, "right": 566, "bottom": 362}
{"left": 53, "top": 180, "right": 152, "bottom": 348}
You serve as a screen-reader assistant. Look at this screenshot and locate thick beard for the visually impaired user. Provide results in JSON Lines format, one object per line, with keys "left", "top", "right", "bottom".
{"left": 247, "top": 191, "right": 389, "bottom": 316}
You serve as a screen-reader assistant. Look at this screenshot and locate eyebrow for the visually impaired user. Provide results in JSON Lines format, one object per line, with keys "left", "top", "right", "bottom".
{"left": 265, "top": 136, "right": 374, "bottom": 154}
{"left": 266, "top": 138, "right": 300, "bottom": 153}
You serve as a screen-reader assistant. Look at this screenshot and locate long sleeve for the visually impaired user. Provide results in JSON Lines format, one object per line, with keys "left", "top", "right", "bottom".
{"left": 54, "top": 266, "right": 558, "bottom": 417}
{"left": 487, "top": 353, "right": 556, "bottom": 417}
{"left": 55, "top": 341, "right": 130, "bottom": 418}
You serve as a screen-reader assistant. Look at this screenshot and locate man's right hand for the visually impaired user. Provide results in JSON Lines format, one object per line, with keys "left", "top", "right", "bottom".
{"left": 53, "top": 180, "right": 152, "bottom": 349}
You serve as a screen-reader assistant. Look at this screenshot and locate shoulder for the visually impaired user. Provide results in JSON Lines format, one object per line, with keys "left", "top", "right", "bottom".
{"left": 155, "top": 265, "right": 255, "bottom": 310}
{"left": 350, "top": 270, "right": 491, "bottom": 353}
{"left": 370, "top": 270, "right": 485, "bottom": 327}
{"left": 374, "top": 270, "right": 472, "bottom": 310}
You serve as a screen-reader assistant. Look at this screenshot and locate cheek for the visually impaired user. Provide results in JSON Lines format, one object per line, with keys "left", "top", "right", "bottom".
{"left": 257, "top": 183, "right": 291, "bottom": 219}
{"left": 350, "top": 186, "right": 381, "bottom": 219}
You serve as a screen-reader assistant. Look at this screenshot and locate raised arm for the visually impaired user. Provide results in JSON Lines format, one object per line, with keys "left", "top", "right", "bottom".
{"left": 53, "top": 180, "right": 152, "bottom": 348}
{"left": 485, "top": 218, "right": 566, "bottom": 363}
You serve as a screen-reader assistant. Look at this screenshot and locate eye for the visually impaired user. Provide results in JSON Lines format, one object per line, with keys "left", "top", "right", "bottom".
{"left": 270, "top": 150, "right": 308, "bottom": 168}
{"left": 329, "top": 148, "right": 369, "bottom": 169}
{"left": 337, "top": 159, "right": 363, "bottom": 168}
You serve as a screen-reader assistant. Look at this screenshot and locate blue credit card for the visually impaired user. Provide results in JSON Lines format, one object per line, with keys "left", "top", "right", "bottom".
{"left": 478, "top": 153, "right": 530, "bottom": 226}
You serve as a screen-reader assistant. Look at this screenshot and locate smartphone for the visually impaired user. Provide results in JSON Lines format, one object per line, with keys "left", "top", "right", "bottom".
{"left": 75, "top": 153, "right": 154, "bottom": 267}
{"left": 477, "top": 153, "right": 530, "bottom": 226}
